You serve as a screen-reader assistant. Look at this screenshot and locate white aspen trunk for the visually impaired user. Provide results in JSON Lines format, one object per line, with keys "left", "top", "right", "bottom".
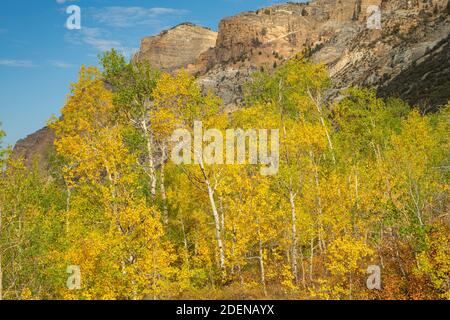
{"left": 279, "top": 79, "right": 300, "bottom": 284}
{"left": 279, "top": 79, "right": 301, "bottom": 284}
{"left": 232, "top": 225, "right": 244, "bottom": 286}
{"left": 106, "top": 170, "right": 117, "bottom": 215}
{"left": 198, "top": 158, "right": 225, "bottom": 271}
{"left": 160, "top": 143, "right": 168, "bottom": 224}
{"left": 220, "top": 197, "right": 225, "bottom": 235}
{"left": 408, "top": 179, "right": 424, "bottom": 227}
{"left": 207, "top": 182, "right": 225, "bottom": 271}
{"left": 65, "top": 184, "right": 71, "bottom": 235}
{"left": 319, "top": 114, "right": 336, "bottom": 164}
{"left": 105, "top": 167, "right": 124, "bottom": 236}
{"left": 256, "top": 218, "right": 267, "bottom": 296}
{"left": 311, "top": 151, "right": 326, "bottom": 251}
{"left": 259, "top": 239, "right": 267, "bottom": 296}
{"left": 309, "top": 237, "right": 315, "bottom": 282}
{"left": 181, "top": 219, "right": 190, "bottom": 267}
{"left": 237, "top": 263, "right": 244, "bottom": 287}
{"left": 142, "top": 119, "right": 157, "bottom": 197}
{"left": 230, "top": 225, "right": 236, "bottom": 276}
{"left": 308, "top": 89, "right": 336, "bottom": 164}
{"left": 289, "top": 190, "right": 299, "bottom": 284}
{"left": 299, "top": 246, "right": 306, "bottom": 286}
{"left": 379, "top": 224, "right": 385, "bottom": 269}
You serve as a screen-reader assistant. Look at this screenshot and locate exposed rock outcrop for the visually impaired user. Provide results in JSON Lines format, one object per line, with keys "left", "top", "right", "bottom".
{"left": 193, "top": 0, "right": 450, "bottom": 110}
{"left": 12, "top": 127, "right": 55, "bottom": 171}
{"left": 378, "top": 33, "right": 450, "bottom": 111}
{"left": 133, "top": 23, "right": 217, "bottom": 72}
{"left": 13, "top": 0, "right": 450, "bottom": 169}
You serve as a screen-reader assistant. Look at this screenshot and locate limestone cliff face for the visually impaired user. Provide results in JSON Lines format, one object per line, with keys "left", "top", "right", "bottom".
{"left": 314, "top": 0, "right": 450, "bottom": 91}
{"left": 133, "top": 23, "right": 217, "bottom": 72}
{"left": 193, "top": 0, "right": 449, "bottom": 108}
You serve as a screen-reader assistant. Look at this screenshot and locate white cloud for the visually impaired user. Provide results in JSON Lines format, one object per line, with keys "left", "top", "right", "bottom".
{"left": 0, "top": 59, "right": 36, "bottom": 68}
{"left": 91, "top": 7, "right": 188, "bottom": 28}
{"left": 65, "top": 27, "right": 111, "bottom": 51}
{"left": 56, "top": 0, "right": 77, "bottom": 4}
{"left": 48, "top": 60, "right": 75, "bottom": 68}
{"left": 119, "top": 47, "right": 139, "bottom": 59}
{"left": 65, "top": 27, "right": 137, "bottom": 58}
{"left": 63, "top": 6, "right": 186, "bottom": 58}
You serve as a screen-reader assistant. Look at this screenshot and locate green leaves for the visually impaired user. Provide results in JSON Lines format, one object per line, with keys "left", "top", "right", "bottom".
{"left": 0, "top": 122, "right": 10, "bottom": 166}
{"left": 98, "top": 49, "right": 127, "bottom": 87}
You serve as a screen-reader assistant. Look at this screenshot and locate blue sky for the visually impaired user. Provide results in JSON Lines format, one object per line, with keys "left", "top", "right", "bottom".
{"left": 0, "top": 0, "right": 298, "bottom": 146}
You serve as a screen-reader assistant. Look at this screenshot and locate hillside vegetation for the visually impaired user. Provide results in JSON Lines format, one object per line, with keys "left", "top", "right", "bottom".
{"left": 0, "top": 51, "right": 448, "bottom": 300}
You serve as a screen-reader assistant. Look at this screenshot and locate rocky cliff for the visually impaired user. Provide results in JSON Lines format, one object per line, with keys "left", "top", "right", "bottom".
{"left": 133, "top": 22, "right": 217, "bottom": 72}
{"left": 13, "top": 0, "right": 450, "bottom": 168}
{"left": 12, "top": 126, "right": 55, "bottom": 171}
{"left": 193, "top": 0, "right": 450, "bottom": 109}
{"left": 378, "top": 33, "right": 450, "bottom": 111}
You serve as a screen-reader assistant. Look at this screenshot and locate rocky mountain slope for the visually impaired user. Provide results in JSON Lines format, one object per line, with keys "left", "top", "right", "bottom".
{"left": 192, "top": 0, "right": 450, "bottom": 109}
{"left": 12, "top": 127, "right": 55, "bottom": 170}
{"left": 378, "top": 32, "right": 450, "bottom": 110}
{"left": 13, "top": 0, "right": 450, "bottom": 168}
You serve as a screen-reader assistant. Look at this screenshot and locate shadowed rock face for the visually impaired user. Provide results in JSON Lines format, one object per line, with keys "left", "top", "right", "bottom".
{"left": 12, "top": 127, "right": 55, "bottom": 171}
{"left": 13, "top": 0, "right": 450, "bottom": 169}
{"left": 133, "top": 23, "right": 218, "bottom": 72}
{"left": 378, "top": 34, "right": 450, "bottom": 111}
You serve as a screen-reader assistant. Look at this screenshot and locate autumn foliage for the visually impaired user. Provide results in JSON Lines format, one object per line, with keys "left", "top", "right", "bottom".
{"left": 0, "top": 51, "right": 448, "bottom": 300}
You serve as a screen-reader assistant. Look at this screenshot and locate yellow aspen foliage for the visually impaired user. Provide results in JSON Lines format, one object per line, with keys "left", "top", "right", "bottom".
{"left": 49, "top": 66, "right": 176, "bottom": 300}
{"left": 316, "top": 235, "right": 373, "bottom": 299}
{"left": 1, "top": 56, "right": 448, "bottom": 300}
{"left": 416, "top": 224, "right": 450, "bottom": 300}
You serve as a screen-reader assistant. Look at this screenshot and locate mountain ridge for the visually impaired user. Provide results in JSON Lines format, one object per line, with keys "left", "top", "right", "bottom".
{"left": 12, "top": 0, "right": 450, "bottom": 169}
